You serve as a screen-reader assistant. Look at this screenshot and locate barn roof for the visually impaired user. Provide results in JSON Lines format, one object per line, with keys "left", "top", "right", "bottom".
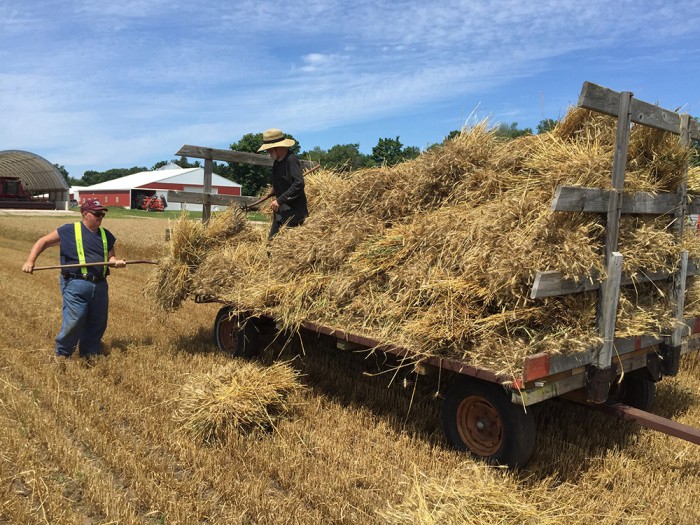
{"left": 82, "top": 167, "right": 241, "bottom": 191}
{"left": 0, "top": 150, "right": 69, "bottom": 194}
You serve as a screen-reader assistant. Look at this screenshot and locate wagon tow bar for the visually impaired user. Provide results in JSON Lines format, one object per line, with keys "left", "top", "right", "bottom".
{"left": 584, "top": 402, "right": 700, "bottom": 445}
{"left": 31, "top": 260, "right": 158, "bottom": 271}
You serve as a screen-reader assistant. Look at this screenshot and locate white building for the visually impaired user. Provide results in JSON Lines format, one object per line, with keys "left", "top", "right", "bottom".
{"left": 78, "top": 165, "right": 242, "bottom": 212}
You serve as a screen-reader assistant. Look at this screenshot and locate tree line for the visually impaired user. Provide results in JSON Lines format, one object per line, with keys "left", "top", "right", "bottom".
{"left": 58, "top": 132, "right": 427, "bottom": 197}
{"left": 56, "top": 118, "right": 699, "bottom": 197}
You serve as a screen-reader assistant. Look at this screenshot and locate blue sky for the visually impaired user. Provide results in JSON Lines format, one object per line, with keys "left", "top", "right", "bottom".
{"left": 1, "top": 0, "right": 699, "bottom": 179}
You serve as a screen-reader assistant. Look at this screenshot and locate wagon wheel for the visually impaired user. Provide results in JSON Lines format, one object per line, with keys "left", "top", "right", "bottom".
{"left": 442, "top": 378, "right": 536, "bottom": 469}
{"left": 214, "top": 306, "right": 261, "bottom": 357}
{"left": 214, "top": 307, "right": 271, "bottom": 358}
{"left": 608, "top": 369, "right": 656, "bottom": 411}
{"left": 214, "top": 306, "right": 244, "bottom": 355}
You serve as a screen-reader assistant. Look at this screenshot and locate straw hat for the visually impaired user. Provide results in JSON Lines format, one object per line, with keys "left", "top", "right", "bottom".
{"left": 257, "top": 128, "right": 296, "bottom": 152}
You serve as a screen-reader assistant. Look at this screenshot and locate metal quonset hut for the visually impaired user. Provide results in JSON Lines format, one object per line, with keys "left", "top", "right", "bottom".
{"left": 0, "top": 150, "right": 69, "bottom": 209}
{"left": 78, "top": 163, "right": 242, "bottom": 212}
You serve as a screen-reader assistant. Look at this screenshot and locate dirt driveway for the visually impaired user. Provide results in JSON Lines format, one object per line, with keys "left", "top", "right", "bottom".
{"left": 0, "top": 208, "right": 79, "bottom": 216}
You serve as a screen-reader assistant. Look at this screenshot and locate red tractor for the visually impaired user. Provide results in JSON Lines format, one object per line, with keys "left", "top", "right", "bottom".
{"left": 141, "top": 195, "right": 165, "bottom": 212}
{"left": 0, "top": 177, "right": 53, "bottom": 209}
{"left": 1, "top": 176, "right": 30, "bottom": 200}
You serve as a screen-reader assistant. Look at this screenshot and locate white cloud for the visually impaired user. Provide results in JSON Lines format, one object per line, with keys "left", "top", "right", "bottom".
{"left": 1, "top": 0, "right": 699, "bottom": 176}
{"left": 298, "top": 52, "right": 349, "bottom": 73}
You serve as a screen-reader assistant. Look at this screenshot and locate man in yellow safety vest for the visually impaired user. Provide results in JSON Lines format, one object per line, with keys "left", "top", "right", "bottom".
{"left": 22, "top": 199, "right": 126, "bottom": 358}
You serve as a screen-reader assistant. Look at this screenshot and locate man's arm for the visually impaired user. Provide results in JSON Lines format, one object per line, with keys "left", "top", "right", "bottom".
{"left": 22, "top": 230, "right": 60, "bottom": 274}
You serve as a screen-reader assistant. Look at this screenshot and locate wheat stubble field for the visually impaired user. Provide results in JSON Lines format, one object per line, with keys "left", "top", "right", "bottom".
{"left": 1, "top": 212, "right": 699, "bottom": 524}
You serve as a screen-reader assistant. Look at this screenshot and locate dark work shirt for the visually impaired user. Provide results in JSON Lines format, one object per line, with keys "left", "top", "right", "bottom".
{"left": 57, "top": 222, "right": 116, "bottom": 278}
{"left": 272, "top": 152, "right": 308, "bottom": 225}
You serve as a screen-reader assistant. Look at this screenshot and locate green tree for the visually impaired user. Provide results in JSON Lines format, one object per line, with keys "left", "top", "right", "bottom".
{"left": 403, "top": 145, "right": 421, "bottom": 159}
{"left": 328, "top": 143, "right": 372, "bottom": 171}
{"left": 371, "top": 136, "right": 420, "bottom": 166}
{"left": 445, "top": 130, "right": 462, "bottom": 142}
{"left": 537, "top": 118, "right": 558, "bottom": 134}
{"left": 54, "top": 163, "right": 68, "bottom": 181}
{"left": 302, "top": 143, "right": 372, "bottom": 172}
{"left": 53, "top": 163, "right": 81, "bottom": 186}
{"left": 222, "top": 133, "right": 268, "bottom": 196}
{"left": 151, "top": 157, "right": 202, "bottom": 171}
{"left": 425, "top": 129, "right": 462, "bottom": 151}
{"left": 175, "top": 156, "right": 202, "bottom": 169}
{"left": 302, "top": 146, "right": 326, "bottom": 166}
{"left": 494, "top": 122, "right": 532, "bottom": 140}
{"left": 80, "top": 167, "right": 147, "bottom": 186}
{"left": 151, "top": 160, "right": 170, "bottom": 170}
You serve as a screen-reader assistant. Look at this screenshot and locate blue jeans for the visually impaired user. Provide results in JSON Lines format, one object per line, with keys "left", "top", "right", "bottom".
{"left": 56, "top": 276, "right": 109, "bottom": 357}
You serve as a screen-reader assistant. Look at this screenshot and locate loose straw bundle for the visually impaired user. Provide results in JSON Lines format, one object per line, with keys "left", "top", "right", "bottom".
{"left": 378, "top": 464, "right": 595, "bottom": 525}
{"left": 147, "top": 206, "right": 260, "bottom": 311}
{"left": 174, "top": 361, "right": 304, "bottom": 443}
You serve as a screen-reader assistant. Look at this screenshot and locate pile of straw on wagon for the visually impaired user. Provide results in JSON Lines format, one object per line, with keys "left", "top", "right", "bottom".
{"left": 148, "top": 108, "right": 700, "bottom": 376}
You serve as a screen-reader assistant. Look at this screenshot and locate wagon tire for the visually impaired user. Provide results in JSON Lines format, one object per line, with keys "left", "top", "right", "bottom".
{"left": 442, "top": 378, "right": 536, "bottom": 469}
{"left": 214, "top": 306, "right": 243, "bottom": 355}
{"left": 608, "top": 369, "right": 655, "bottom": 411}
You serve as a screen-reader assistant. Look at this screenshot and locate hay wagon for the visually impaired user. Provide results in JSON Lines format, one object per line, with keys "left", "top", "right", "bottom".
{"left": 197, "top": 82, "right": 700, "bottom": 468}
{"left": 208, "top": 302, "right": 700, "bottom": 469}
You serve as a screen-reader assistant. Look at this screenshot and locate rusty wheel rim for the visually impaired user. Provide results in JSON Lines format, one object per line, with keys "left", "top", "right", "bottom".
{"left": 217, "top": 315, "right": 240, "bottom": 352}
{"left": 455, "top": 395, "right": 503, "bottom": 456}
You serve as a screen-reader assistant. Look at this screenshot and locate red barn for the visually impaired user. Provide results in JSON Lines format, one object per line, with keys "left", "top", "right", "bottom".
{"left": 78, "top": 163, "right": 242, "bottom": 211}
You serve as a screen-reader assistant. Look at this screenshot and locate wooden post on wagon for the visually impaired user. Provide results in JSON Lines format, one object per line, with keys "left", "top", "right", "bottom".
{"left": 584, "top": 90, "right": 633, "bottom": 403}
{"left": 664, "top": 114, "right": 693, "bottom": 375}
{"left": 203, "top": 153, "right": 213, "bottom": 224}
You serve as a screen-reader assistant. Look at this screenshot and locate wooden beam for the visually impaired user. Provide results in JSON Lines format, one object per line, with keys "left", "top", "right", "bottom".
{"left": 511, "top": 373, "right": 587, "bottom": 406}
{"left": 550, "top": 186, "right": 700, "bottom": 215}
{"left": 203, "top": 157, "right": 213, "bottom": 223}
{"left": 176, "top": 144, "right": 318, "bottom": 170}
{"left": 176, "top": 145, "right": 273, "bottom": 167}
{"left": 593, "top": 92, "right": 632, "bottom": 347}
{"left": 595, "top": 252, "right": 623, "bottom": 370}
{"left": 605, "top": 91, "right": 632, "bottom": 256}
{"left": 515, "top": 343, "right": 655, "bottom": 405}
{"left": 671, "top": 251, "right": 690, "bottom": 346}
{"left": 521, "top": 318, "right": 700, "bottom": 393}
{"left": 530, "top": 271, "right": 599, "bottom": 298}
{"left": 550, "top": 186, "right": 612, "bottom": 213}
{"left": 530, "top": 260, "right": 700, "bottom": 299}
{"left": 578, "top": 82, "right": 700, "bottom": 141}
{"left": 166, "top": 190, "right": 258, "bottom": 207}
{"left": 669, "top": 115, "right": 693, "bottom": 344}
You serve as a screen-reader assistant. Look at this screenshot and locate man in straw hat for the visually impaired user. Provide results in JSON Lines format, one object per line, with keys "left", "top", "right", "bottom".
{"left": 257, "top": 128, "right": 309, "bottom": 240}
{"left": 22, "top": 198, "right": 127, "bottom": 359}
